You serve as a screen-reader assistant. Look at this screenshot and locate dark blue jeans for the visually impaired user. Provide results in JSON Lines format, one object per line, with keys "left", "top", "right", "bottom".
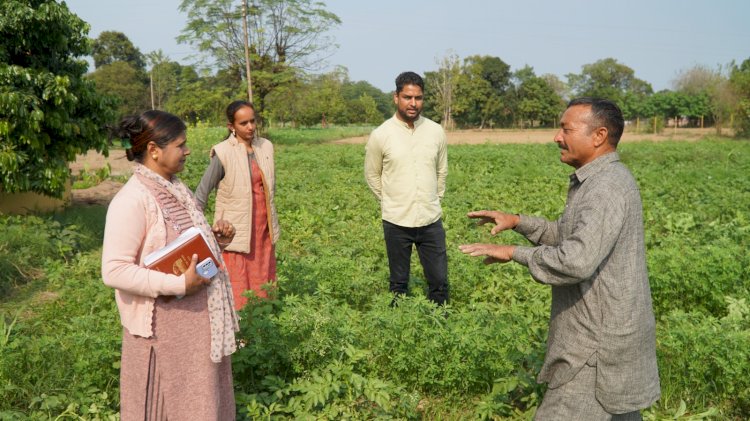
{"left": 382, "top": 219, "right": 449, "bottom": 305}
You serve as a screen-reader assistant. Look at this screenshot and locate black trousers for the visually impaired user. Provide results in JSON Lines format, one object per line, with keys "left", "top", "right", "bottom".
{"left": 382, "top": 219, "right": 449, "bottom": 304}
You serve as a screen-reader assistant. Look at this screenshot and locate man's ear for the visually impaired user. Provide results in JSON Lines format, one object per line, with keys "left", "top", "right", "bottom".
{"left": 592, "top": 127, "right": 609, "bottom": 148}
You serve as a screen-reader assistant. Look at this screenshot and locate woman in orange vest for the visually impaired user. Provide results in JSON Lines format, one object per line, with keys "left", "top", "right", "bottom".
{"left": 196, "top": 101, "right": 280, "bottom": 309}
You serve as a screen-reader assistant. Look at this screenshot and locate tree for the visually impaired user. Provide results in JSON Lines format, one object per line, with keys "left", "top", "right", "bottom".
{"left": 673, "top": 64, "right": 735, "bottom": 134}
{"left": 91, "top": 30, "right": 146, "bottom": 70}
{"left": 89, "top": 61, "right": 150, "bottom": 117}
{"left": 453, "top": 55, "right": 512, "bottom": 128}
{"left": 424, "top": 52, "right": 460, "bottom": 129}
{"left": 730, "top": 58, "right": 750, "bottom": 137}
{"left": 147, "top": 50, "right": 195, "bottom": 111}
{"left": 541, "top": 73, "right": 570, "bottom": 103}
{"left": 514, "top": 72, "right": 564, "bottom": 128}
{"left": 341, "top": 79, "right": 391, "bottom": 121}
{"left": 167, "top": 67, "right": 244, "bottom": 125}
{"left": 292, "top": 68, "right": 347, "bottom": 127}
{"left": 0, "top": 0, "right": 115, "bottom": 197}
{"left": 177, "top": 0, "right": 341, "bottom": 117}
{"left": 355, "top": 93, "right": 384, "bottom": 126}
{"left": 567, "top": 58, "right": 652, "bottom": 119}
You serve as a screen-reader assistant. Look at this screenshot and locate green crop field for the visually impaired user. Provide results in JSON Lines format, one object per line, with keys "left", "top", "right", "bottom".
{"left": 1, "top": 129, "right": 748, "bottom": 419}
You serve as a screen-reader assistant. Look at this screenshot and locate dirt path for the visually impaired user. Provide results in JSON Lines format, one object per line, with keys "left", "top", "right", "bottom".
{"left": 69, "top": 150, "right": 129, "bottom": 206}
{"left": 70, "top": 128, "right": 718, "bottom": 206}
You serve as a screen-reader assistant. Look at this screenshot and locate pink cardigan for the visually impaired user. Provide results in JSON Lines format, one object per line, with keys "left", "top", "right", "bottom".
{"left": 101, "top": 176, "right": 186, "bottom": 337}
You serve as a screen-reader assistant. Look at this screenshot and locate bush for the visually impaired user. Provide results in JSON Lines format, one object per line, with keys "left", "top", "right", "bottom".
{"left": 2, "top": 140, "right": 750, "bottom": 418}
{"left": 657, "top": 297, "right": 750, "bottom": 418}
{"left": 0, "top": 215, "right": 84, "bottom": 297}
{"left": 0, "top": 254, "right": 120, "bottom": 418}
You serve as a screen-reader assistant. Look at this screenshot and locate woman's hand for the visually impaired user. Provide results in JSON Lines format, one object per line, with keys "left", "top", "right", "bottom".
{"left": 184, "top": 254, "right": 211, "bottom": 295}
{"left": 212, "top": 218, "right": 235, "bottom": 248}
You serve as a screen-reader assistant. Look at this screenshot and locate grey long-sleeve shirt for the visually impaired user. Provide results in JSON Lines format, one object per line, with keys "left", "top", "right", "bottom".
{"left": 194, "top": 154, "right": 225, "bottom": 211}
{"left": 511, "top": 152, "right": 661, "bottom": 413}
{"left": 194, "top": 153, "right": 256, "bottom": 212}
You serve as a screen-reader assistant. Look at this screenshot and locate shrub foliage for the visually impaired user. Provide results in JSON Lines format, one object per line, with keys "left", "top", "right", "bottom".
{"left": 1, "top": 136, "right": 749, "bottom": 419}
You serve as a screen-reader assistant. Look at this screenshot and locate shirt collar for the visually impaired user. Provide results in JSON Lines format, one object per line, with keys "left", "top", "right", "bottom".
{"left": 392, "top": 114, "right": 424, "bottom": 130}
{"left": 572, "top": 152, "right": 620, "bottom": 183}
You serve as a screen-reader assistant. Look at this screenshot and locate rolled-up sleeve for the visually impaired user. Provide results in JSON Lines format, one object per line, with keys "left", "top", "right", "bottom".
{"left": 513, "top": 191, "right": 625, "bottom": 286}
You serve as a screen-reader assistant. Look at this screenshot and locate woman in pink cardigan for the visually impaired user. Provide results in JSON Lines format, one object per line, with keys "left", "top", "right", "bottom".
{"left": 102, "top": 110, "right": 239, "bottom": 420}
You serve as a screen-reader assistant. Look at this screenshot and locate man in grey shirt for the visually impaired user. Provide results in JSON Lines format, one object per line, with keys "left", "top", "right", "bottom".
{"left": 460, "top": 98, "right": 660, "bottom": 419}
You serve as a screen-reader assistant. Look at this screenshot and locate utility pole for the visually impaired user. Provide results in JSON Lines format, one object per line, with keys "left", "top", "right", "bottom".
{"left": 242, "top": 0, "right": 253, "bottom": 104}
{"left": 149, "top": 70, "right": 155, "bottom": 110}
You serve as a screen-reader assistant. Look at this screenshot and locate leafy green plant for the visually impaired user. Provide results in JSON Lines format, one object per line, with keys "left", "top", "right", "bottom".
{"left": 72, "top": 163, "right": 111, "bottom": 189}
{"left": 2, "top": 138, "right": 750, "bottom": 418}
{"left": 657, "top": 298, "right": 750, "bottom": 418}
{"left": 0, "top": 215, "right": 85, "bottom": 296}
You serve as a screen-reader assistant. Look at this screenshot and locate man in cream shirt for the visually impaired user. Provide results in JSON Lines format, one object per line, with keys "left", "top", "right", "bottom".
{"left": 365, "top": 71, "right": 449, "bottom": 305}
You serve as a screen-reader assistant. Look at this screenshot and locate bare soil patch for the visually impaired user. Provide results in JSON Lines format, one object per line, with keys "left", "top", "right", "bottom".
{"left": 69, "top": 149, "right": 130, "bottom": 206}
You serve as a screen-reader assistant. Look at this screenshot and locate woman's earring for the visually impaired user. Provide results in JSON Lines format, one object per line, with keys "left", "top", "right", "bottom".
{"left": 232, "top": 129, "right": 236, "bottom": 137}
{"left": 152, "top": 154, "right": 158, "bottom": 161}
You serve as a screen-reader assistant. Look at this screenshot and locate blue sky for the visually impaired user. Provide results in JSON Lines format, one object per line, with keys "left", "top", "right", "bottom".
{"left": 64, "top": 0, "right": 750, "bottom": 93}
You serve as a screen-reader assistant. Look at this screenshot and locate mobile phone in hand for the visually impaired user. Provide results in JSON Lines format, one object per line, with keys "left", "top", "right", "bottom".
{"left": 196, "top": 257, "right": 218, "bottom": 279}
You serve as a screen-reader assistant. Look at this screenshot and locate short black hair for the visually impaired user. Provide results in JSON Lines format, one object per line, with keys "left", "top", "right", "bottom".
{"left": 395, "top": 71, "right": 424, "bottom": 94}
{"left": 567, "top": 97, "right": 624, "bottom": 146}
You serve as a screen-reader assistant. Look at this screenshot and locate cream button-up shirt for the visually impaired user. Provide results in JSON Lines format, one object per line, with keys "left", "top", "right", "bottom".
{"left": 364, "top": 114, "right": 448, "bottom": 228}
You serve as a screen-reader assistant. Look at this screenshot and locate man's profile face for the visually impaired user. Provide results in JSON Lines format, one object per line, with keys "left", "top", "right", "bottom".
{"left": 394, "top": 84, "right": 424, "bottom": 124}
{"left": 553, "top": 105, "right": 598, "bottom": 169}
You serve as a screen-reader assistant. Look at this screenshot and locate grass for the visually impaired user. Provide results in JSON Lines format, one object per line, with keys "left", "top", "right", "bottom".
{"left": 265, "top": 125, "right": 374, "bottom": 145}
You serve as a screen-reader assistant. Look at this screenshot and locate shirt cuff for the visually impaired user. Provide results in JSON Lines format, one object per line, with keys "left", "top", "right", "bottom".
{"left": 513, "top": 214, "right": 536, "bottom": 237}
{"left": 512, "top": 246, "right": 535, "bottom": 266}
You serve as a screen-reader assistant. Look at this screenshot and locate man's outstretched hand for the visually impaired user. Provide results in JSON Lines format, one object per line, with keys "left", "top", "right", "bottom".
{"left": 459, "top": 243, "right": 515, "bottom": 265}
{"left": 466, "top": 210, "right": 520, "bottom": 235}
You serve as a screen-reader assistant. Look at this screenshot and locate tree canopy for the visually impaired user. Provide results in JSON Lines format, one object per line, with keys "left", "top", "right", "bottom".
{"left": 88, "top": 61, "right": 150, "bottom": 117}
{"left": 730, "top": 58, "right": 750, "bottom": 137}
{"left": 673, "top": 64, "right": 735, "bottom": 133}
{"left": 567, "top": 58, "right": 652, "bottom": 119}
{"left": 177, "top": 0, "right": 341, "bottom": 116}
{"left": 514, "top": 72, "right": 565, "bottom": 128}
{"left": 0, "top": 0, "right": 114, "bottom": 197}
{"left": 91, "top": 30, "right": 146, "bottom": 70}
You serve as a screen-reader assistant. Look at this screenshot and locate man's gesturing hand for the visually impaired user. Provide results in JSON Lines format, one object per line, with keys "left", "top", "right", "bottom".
{"left": 466, "top": 210, "right": 520, "bottom": 235}
{"left": 459, "top": 243, "right": 515, "bottom": 265}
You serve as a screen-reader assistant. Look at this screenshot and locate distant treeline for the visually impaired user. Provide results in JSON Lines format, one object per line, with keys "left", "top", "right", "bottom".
{"left": 2, "top": 0, "right": 749, "bottom": 198}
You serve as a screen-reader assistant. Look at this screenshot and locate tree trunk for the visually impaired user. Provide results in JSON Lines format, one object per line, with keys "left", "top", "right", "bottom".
{"left": 242, "top": 0, "right": 253, "bottom": 103}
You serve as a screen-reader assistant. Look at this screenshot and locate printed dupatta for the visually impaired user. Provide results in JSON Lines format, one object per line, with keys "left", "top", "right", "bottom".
{"left": 134, "top": 164, "right": 239, "bottom": 363}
